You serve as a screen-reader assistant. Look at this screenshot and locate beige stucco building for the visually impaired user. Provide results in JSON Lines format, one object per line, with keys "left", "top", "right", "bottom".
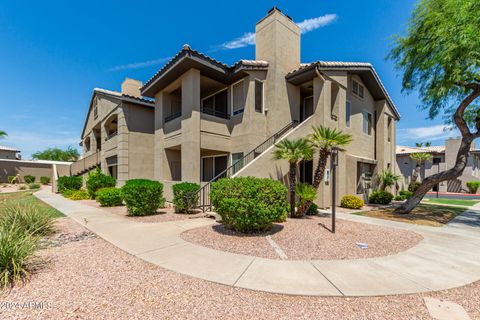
{"left": 397, "top": 138, "right": 480, "bottom": 193}
{"left": 75, "top": 8, "right": 400, "bottom": 207}
{"left": 0, "top": 145, "right": 20, "bottom": 160}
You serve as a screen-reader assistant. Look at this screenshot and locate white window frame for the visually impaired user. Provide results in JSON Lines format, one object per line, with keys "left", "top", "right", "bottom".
{"left": 351, "top": 79, "right": 365, "bottom": 99}
{"left": 345, "top": 100, "right": 351, "bottom": 128}
{"left": 230, "top": 79, "right": 245, "bottom": 116}
{"left": 362, "top": 110, "right": 372, "bottom": 136}
{"left": 201, "top": 154, "right": 229, "bottom": 181}
{"left": 254, "top": 79, "right": 265, "bottom": 114}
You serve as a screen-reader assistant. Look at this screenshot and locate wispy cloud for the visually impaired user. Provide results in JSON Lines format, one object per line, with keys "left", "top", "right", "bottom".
{"left": 216, "top": 13, "right": 337, "bottom": 50}
{"left": 108, "top": 56, "right": 172, "bottom": 72}
{"left": 397, "top": 124, "right": 458, "bottom": 145}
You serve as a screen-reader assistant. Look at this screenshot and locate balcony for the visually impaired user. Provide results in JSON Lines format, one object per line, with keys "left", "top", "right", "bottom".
{"left": 165, "top": 111, "right": 182, "bottom": 123}
{"left": 200, "top": 106, "right": 230, "bottom": 120}
{"left": 70, "top": 152, "right": 100, "bottom": 176}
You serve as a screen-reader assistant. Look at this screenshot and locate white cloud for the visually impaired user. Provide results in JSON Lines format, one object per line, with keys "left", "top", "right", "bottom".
{"left": 397, "top": 124, "right": 458, "bottom": 144}
{"left": 297, "top": 14, "right": 337, "bottom": 34}
{"left": 108, "top": 56, "right": 172, "bottom": 72}
{"left": 217, "top": 13, "right": 337, "bottom": 50}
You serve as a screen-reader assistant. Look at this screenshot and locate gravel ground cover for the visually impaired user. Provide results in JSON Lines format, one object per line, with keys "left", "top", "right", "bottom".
{"left": 181, "top": 215, "right": 423, "bottom": 260}
{"left": 79, "top": 199, "right": 207, "bottom": 223}
{"left": 1, "top": 217, "right": 479, "bottom": 320}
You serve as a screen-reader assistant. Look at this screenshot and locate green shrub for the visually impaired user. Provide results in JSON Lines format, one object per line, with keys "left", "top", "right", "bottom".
{"left": 18, "top": 185, "right": 27, "bottom": 191}
{"left": 57, "top": 176, "right": 82, "bottom": 192}
{"left": 96, "top": 188, "right": 123, "bottom": 207}
{"left": 86, "top": 168, "right": 116, "bottom": 199}
{"left": 408, "top": 181, "right": 421, "bottom": 192}
{"left": 40, "top": 176, "right": 50, "bottom": 185}
{"left": 466, "top": 181, "right": 480, "bottom": 194}
{"left": 340, "top": 195, "right": 364, "bottom": 209}
{"left": 0, "top": 222, "right": 38, "bottom": 288}
{"left": 63, "top": 190, "right": 89, "bottom": 200}
{"left": 394, "top": 195, "right": 404, "bottom": 201}
{"left": 172, "top": 182, "right": 200, "bottom": 213}
{"left": 369, "top": 191, "right": 394, "bottom": 205}
{"left": 28, "top": 183, "right": 40, "bottom": 190}
{"left": 23, "top": 175, "right": 35, "bottom": 184}
{"left": 8, "top": 176, "right": 16, "bottom": 184}
{"left": 295, "top": 183, "right": 317, "bottom": 216}
{"left": 0, "top": 204, "right": 55, "bottom": 237}
{"left": 306, "top": 203, "right": 318, "bottom": 215}
{"left": 122, "top": 179, "right": 165, "bottom": 216}
{"left": 399, "top": 190, "right": 413, "bottom": 199}
{"left": 210, "top": 177, "right": 289, "bottom": 233}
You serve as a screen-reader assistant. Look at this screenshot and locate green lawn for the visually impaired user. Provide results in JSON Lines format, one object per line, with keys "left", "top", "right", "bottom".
{"left": 0, "top": 191, "right": 64, "bottom": 218}
{"left": 422, "top": 198, "right": 480, "bottom": 207}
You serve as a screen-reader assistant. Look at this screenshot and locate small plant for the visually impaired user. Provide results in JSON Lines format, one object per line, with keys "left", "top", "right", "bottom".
{"left": 86, "top": 167, "right": 116, "bottom": 199}
{"left": 122, "top": 179, "right": 165, "bottom": 216}
{"left": 28, "top": 183, "right": 40, "bottom": 190}
{"left": 394, "top": 195, "right": 404, "bottom": 201}
{"left": 369, "top": 191, "right": 394, "bottom": 205}
{"left": 340, "top": 195, "right": 364, "bottom": 209}
{"left": 377, "top": 170, "right": 400, "bottom": 191}
{"left": 295, "top": 183, "right": 317, "bottom": 216}
{"left": 8, "top": 176, "right": 17, "bottom": 184}
{"left": 96, "top": 188, "right": 123, "bottom": 207}
{"left": 408, "top": 181, "right": 421, "bottom": 193}
{"left": 172, "top": 182, "right": 200, "bottom": 213}
{"left": 399, "top": 190, "right": 413, "bottom": 199}
{"left": 64, "top": 190, "right": 90, "bottom": 200}
{"left": 0, "top": 204, "right": 55, "bottom": 237}
{"left": 40, "top": 176, "right": 50, "bottom": 185}
{"left": 466, "top": 181, "right": 480, "bottom": 194}
{"left": 306, "top": 203, "right": 319, "bottom": 215}
{"left": 23, "top": 175, "right": 36, "bottom": 184}
{"left": 57, "top": 176, "right": 82, "bottom": 192}
{"left": 211, "top": 177, "right": 289, "bottom": 233}
{"left": 18, "top": 185, "right": 27, "bottom": 190}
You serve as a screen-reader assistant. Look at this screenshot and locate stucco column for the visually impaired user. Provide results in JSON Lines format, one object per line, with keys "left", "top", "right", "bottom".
{"left": 100, "top": 119, "right": 108, "bottom": 174}
{"left": 117, "top": 108, "right": 129, "bottom": 186}
{"left": 180, "top": 69, "right": 201, "bottom": 183}
{"left": 375, "top": 100, "right": 387, "bottom": 174}
{"left": 154, "top": 91, "right": 166, "bottom": 181}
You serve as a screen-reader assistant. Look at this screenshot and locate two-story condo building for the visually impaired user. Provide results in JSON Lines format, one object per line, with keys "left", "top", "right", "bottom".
{"left": 75, "top": 8, "right": 400, "bottom": 208}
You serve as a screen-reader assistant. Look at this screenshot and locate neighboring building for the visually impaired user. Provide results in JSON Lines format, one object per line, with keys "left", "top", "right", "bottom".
{"left": 396, "top": 138, "right": 480, "bottom": 193}
{"left": 0, "top": 159, "right": 71, "bottom": 183}
{"left": 72, "top": 78, "right": 155, "bottom": 183}
{"left": 0, "top": 145, "right": 20, "bottom": 160}
{"left": 73, "top": 8, "right": 400, "bottom": 207}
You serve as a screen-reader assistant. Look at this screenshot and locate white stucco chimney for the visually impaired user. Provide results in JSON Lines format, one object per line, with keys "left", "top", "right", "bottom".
{"left": 121, "top": 78, "right": 143, "bottom": 97}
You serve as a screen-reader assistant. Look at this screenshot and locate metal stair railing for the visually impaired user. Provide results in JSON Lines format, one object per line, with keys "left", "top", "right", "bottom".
{"left": 192, "top": 120, "right": 299, "bottom": 212}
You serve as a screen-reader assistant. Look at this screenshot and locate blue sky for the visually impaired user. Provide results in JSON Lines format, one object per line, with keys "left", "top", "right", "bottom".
{"left": 0, "top": 0, "right": 460, "bottom": 158}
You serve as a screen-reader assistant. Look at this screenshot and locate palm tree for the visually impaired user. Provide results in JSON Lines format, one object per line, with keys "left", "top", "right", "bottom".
{"left": 298, "top": 126, "right": 352, "bottom": 215}
{"left": 424, "top": 142, "right": 432, "bottom": 147}
{"left": 0, "top": 130, "right": 7, "bottom": 139}
{"left": 377, "top": 170, "right": 400, "bottom": 191}
{"left": 273, "top": 138, "right": 313, "bottom": 218}
{"left": 409, "top": 152, "right": 433, "bottom": 182}
{"left": 415, "top": 142, "right": 423, "bottom": 148}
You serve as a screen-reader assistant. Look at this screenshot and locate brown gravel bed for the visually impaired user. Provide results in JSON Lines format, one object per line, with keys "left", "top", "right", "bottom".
{"left": 181, "top": 215, "right": 423, "bottom": 260}
{"left": 79, "top": 199, "right": 207, "bottom": 223}
{"left": 1, "top": 217, "right": 479, "bottom": 319}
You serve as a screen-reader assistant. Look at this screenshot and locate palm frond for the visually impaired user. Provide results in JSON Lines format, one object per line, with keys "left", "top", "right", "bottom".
{"left": 273, "top": 138, "right": 313, "bottom": 163}
{"left": 309, "top": 126, "right": 353, "bottom": 150}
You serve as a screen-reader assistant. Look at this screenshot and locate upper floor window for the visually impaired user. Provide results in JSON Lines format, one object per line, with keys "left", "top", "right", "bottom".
{"left": 346, "top": 101, "right": 351, "bottom": 128}
{"left": 231, "top": 80, "right": 244, "bottom": 116}
{"left": 93, "top": 97, "right": 99, "bottom": 119}
{"left": 201, "top": 88, "right": 229, "bottom": 119}
{"left": 387, "top": 117, "right": 392, "bottom": 142}
{"left": 255, "top": 79, "right": 264, "bottom": 113}
{"left": 362, "top": 111, "right": 372, "bottom": 135}
{"left": 352, "top": 79, "right": 364, "bottom": 99}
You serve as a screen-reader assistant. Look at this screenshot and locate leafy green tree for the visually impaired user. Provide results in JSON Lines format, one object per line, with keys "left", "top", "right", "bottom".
{"left": 389, "top": 0, "right": 480, "bottom": 214}
{"left": 0, "top": 130, "right": 6, "bottom": 139}
{"left": 32, "top": 146, "right": 80, "bottom": 162}
{"left": 273, "top": 138, "right": 313, "bottom": 218}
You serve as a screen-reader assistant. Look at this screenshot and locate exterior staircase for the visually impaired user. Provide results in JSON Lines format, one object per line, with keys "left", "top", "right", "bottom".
{"left": 70, "top": 152, "right": 100, "bottom": 176}
{"left": 194, "top": 120, "right": 299, "bottom": 212}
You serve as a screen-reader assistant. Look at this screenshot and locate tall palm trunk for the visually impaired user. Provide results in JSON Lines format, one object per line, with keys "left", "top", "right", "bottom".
{"left": 412, "top": 164, "right": 420, "bottom": 182}
{"left": 288, "top": 162, "right": 297, "bottom": 218}
{"left": 299, "top": 148, "right": 329, "bottom": 215}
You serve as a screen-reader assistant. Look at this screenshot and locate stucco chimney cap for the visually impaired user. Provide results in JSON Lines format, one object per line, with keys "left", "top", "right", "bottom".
{"left": 182, "top": 44, "right": 191, "bottom": 50}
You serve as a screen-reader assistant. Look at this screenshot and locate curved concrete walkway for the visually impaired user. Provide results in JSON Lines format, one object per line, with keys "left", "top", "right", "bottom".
{"left": 36, "top": 189, "right": 480, "bottom": 297}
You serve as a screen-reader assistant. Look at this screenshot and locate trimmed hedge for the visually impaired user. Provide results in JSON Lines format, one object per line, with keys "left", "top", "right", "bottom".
{"left": 24, "top": 175, "right": 35, "bottom": 184}
{"left": 122, "top": 179, "right": 165, "bottom": 216}
{"left": 210, "top": 177, "right": 289, "bottom": 233}
{"left": 340, "top": 195, "right": 364, "bottom": 209}
{"left": 96, "top": 188, "right": 123, "bottom": 207}
{"left": 28, "top": 183, "right": 40, "bottom": 190}
{"left": 369, "top": 191, "right": 394, "bottom": 205}
{"left": 57, "top": 176, "right": 82, "bottom": 192}
{"left": 172, "top": 182, "right": 200, "bottom": 213}
{"left": 40, "top": 176, "right": 50, "bottom": 185}
{"left": 466, "top": 181, "right": 480, "bottom": 194}
{"left": 86, "top": 168, "right": 116, "bottom": 199}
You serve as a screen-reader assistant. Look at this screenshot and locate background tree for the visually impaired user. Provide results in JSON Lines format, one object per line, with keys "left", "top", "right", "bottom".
{"left": 409, "top": 152, "right": 433, "bottom": 182}
{"left": 299, "top": 126, "right": 352, "bottom": 215}
{"left": 415, "top": 142, "right": 423, "bottom": 148}
{"left": 273, "top": 138, "right": 313, "bottom": 218}
{"left": 377, "top": 170, "right": 401, "bottom": 192}
{"left": 32, "top": 146, "right": 80, "bottom": 162}
{"left": 0, "top": 130, "right": 7, "bottom": 139}
{"left": 389, "top": 0, "right": 480, "bottom": 214}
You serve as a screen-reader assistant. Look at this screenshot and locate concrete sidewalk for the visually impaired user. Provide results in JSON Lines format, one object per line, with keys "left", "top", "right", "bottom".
{"left": 36, "top": 189, "right": 480, "bottom": 297}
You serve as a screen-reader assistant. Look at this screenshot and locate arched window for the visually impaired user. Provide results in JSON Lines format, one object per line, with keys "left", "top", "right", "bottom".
{"left": 104, "top": 114, "right": 118, "bottom": 140}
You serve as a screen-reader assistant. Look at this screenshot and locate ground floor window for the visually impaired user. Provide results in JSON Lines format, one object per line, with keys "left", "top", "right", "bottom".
{"left": 201, "top": 155, "right": 228, "bottom": 182}
{"left": 356, "top": 162, "right": 374, "bottom": 194}
{"left": 106, "top": 156, "right": 118, "bottom": 180}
